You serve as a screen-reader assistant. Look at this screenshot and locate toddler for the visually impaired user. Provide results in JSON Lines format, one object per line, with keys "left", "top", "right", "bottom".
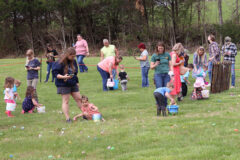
{"left": 118, "top": 64, "right": 129, "bottom": 91}
{"left": 153, "top": 82, "right": 175, "bottom": 116}
{"left": 73, "top": 95, "right": 105, "bottom": 121}
{"left": 13, "top": 80, "right": 21, "bottom": 101}
{"left": 180, "top": 64, "right": 193, "bottom": 98}
{"left": 22, "top": 86, "right": 42, "bottom": 113}
{"left": 4, "top": 77, "right": 16, "bottom": 117}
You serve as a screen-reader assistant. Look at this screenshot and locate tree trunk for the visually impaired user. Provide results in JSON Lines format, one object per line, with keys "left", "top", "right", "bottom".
{"left": 236, "top": 0, "right": 239, "bottom": 24}
{"left": 218, "top": 0, "right": 223, "bottom": 45}
{"left": 197, "top": 0, "right": 201, "bottom": 30}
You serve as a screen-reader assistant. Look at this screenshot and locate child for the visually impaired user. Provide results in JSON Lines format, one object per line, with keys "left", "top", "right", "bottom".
{"left": 22, "top": 86, "right": 42, "bottom": 113}
{"left": 118, "top": 64, "right": 129, "bottom": 91}
{"left": 153, "top": 82, "right": 175, "bottom": 116}
{"left": 191, "top": 77, "right": 205, "bottom": 100}
{"left": 13, "top": 80, "right": 21, "bottom": 101}
{"left": 180, "top": 64, "right": 194, "bottom": 98}
{"left": 4, "top": 77, "right": 16, "bottom": 117}
{"left": 73, "top": 95, "right": 105, "bottom": 121}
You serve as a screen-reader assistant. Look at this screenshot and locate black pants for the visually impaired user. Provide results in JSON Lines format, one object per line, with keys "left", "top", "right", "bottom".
{"left": 154, "top": 92, "right": 166, "bottom": 111}
{"left": 181, "top": 82, "right": 188, "bottom": 97}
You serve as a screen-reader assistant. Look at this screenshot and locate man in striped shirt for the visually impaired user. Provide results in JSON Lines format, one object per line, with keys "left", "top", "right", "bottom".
{"left": 222, "top": 36, "right": 237, "bottom": 88}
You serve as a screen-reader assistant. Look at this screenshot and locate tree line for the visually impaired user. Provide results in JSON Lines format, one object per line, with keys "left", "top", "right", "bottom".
{"left": 0, "top": 0, "right": 239, "bottom": 57}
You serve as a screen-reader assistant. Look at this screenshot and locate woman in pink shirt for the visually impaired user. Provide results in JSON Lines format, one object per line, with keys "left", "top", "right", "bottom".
{"left": 74, "top": 34, "right": 89, "bottom": 73}
{"left": 97, "top": 56, "right": 123, "bottom": 91}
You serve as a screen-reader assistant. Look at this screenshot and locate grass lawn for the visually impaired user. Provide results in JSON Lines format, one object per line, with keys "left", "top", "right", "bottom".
{"left": 0, "top": 54, "right": 240, "bottom": 160}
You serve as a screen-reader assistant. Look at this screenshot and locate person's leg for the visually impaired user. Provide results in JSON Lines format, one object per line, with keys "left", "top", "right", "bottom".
{"left": 154, "top": 92, "right": 161, "bottom": 116}
{"left": 71, "top": 92, "right": 82, "bottom": 109}
{"left": 146, "top": 67, "right": 149, "bottom": 87}
{"left": 81, "top": 55, "right": 88, "bottom": 72}
{"left": 181, "top": 83, "right": 187, "bottom": 97}
{"left": 154, "top": 74, "right": 162, "bottom": 88}
{"left": 76, "top": 55, "right": 83, "bottom": 72}
{"left": 45, "top": 63, "right": 51, "bottom": 82}
{"left": 208, "top": 61, "right": 213, "bottom": 83}
{"left": 97, "top": 66, "right": 110, "bottom": 91}
{"left": 141, "top": 67, "right": 148, "bottom": 87}
{"left": 48, "top": 62, "right": 55, "bottom": 82}
{"left": 61, "top": 94, "right": 71, "bottom": 120}
{"left": 163, "top": 73, "right": 170, "bottom": 87}
{"left": 231, "top": 63, "right": 235, "bottom": 87}
{"left": 27, "top": 80, "right": 33, "bottom": 87}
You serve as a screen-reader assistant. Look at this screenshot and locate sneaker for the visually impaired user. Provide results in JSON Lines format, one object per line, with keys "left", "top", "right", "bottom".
{"left": 44, "top": 80, "right": 48, "bottom": 83}
{"left": 230, "top": 86, "right": 235, "bottom": 89}
{"left": 21, "top": 110, "right": 25, "bottom": 114}
{"left": 177, "top": 97, "right": 182, "bottom": 101}
{"left": 66, "top": 119, "right": 72, "bottom": 123}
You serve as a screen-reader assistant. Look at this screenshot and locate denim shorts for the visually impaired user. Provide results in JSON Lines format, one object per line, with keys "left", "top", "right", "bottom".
{"left": 57, "top": 85, "right": 79, "bottom": 94}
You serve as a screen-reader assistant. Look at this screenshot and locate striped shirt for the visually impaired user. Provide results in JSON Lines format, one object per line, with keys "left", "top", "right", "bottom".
{"left": 221, "top": 42, "right": 237, "bottom": 64}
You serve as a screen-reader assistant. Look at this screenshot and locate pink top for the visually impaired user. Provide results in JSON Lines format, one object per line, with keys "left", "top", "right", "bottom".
{"left": 75, "top": 39, "right": 88, "bottom": 55}
{"left": 98, "top": 56, "right": 118, "bottom": 73}
{"left": 81, "top": 103, "right": 100, "bottom": 120}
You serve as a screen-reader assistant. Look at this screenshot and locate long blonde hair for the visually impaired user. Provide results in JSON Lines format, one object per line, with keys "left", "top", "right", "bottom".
{"left": 196, "top": 47, "right": 206, "bottom": 65}
{"left": 172, "top": 43, "right": 184, "bottom": 55}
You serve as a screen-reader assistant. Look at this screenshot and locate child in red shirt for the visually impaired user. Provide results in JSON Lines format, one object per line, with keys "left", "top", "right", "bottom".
{"left": 73, "top": 95, "right": 105, "bottom": 121}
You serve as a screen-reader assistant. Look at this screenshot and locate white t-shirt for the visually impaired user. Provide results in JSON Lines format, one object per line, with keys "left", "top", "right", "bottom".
{"left": 4, "top": 88, "right": 14, "bottom": 100}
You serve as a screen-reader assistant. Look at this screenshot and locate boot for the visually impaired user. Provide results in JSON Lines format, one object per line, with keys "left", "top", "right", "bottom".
{"left": 6, "top": 111, "right": 14, "bottom": 117}
{"left": 162, "top": 109, "right": 167, "bottom": 117}
{"left": 157, "top": 108, "right": 160, "bottom": 116}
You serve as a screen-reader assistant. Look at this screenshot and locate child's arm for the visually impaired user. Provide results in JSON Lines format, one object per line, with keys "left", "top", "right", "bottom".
{"left": 165, "top": 92, "right": 175, "bottom": 104}
{"left": 126, "top": 75, "right": 130, "bottom": 81}
{"left": 14, "top": 92, "right": 21, "bottom": 101}
{"left": 73, "top": 113, "right": 84, "bottom": 121}
{"left": 90, "top": 105, "right": 98, "bottom": 111}
{"left": 5, "top": 89, "right": 11, "bottom": 99}
{"left": 32, "top": 98, "right": 41, "bottom": 107}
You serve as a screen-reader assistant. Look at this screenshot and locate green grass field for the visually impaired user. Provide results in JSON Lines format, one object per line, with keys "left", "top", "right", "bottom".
{"left": 0, "top": 55, "right": 240, "bottom": 160}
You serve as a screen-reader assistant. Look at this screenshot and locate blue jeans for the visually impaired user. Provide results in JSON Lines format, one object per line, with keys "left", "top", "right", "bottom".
{"left": 77, "top": 55, "right": 88, "bottom": 72}
{"left": 231, "top": 63, "right": 235, "bottom": 86}
{"left": 208, "top": 61, "right": 213, "bottom": 83}
{"left": 141, "top": 67, "right": 149, "bottom": 87}
{"left": 97, "top": 66, "right": 110, "bottom": 91}
{"left": 154, "top": 73, "right": 170, "bottom": 88}
{"left": 45, "top": 62, "right": 54, "bottom": 82}
{"left": 112, "top": 69, "right": 116, "bottom": 79}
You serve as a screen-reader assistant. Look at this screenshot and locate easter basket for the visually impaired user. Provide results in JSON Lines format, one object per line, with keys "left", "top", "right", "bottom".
{"left": 167, "top": 105, "right": 179, "bottom": 115}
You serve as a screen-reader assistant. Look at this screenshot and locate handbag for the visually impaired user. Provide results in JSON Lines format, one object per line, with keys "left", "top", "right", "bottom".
{"left": 107, "top": 78, "right": 115, "bottom": 88}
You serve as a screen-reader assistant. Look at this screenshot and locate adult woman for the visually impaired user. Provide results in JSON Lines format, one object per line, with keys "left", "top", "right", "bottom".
{"left": 97, "top": 56, "right": 123, "bottom": 91}
{"left": 74, "top": 34, "right": 89, "bottom": 73}
{"left": 193, "top": 47, "right": 208, "bottom": 71}
{"left": 150, "top": 42, "right": 172, "bottom": 88}
{"left": 25, "top": 49, "right": 41, "bottom": 89}
{"left": 52, "top": 47, "right": 82, "bottom": 123}
{"left": 170, "top": 43, "right": 185, "bottom": 100}
{"left": 134, "top": 43, "right": 150, "bottom": 88}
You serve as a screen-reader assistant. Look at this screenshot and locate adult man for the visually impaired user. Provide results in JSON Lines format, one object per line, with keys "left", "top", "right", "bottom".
{"left": 222, "top": 36, "right": 237, "bottom": 88}
{"left": 208, "top": 34, "right": 221, "bottom": 83}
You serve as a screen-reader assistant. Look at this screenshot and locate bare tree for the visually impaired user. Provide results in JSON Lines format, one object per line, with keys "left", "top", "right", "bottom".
{"left": 218, "top": 0, "right": 223, "bottom": 45}
{"left": 236, "top": 0, "right": 239, "bottom": 24}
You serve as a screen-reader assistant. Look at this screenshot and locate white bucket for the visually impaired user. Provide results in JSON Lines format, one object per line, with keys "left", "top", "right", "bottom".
{"left": 37, "top": 106, "right": 46, "bottom": 113}
{"left": 201, "top": 90, "right": 209, "bottom": 98}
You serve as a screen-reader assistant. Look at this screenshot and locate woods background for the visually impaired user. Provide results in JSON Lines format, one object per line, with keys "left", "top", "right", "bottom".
{"left": 0, "top": 0, "right": 239, "bottom": 57}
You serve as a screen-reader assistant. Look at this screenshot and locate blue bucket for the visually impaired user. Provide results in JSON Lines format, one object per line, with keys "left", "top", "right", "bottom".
{"left": 92, "top": 114, "right": 102, "bottom": 122}
{"left": 113, "top": 79, "right": 119, "bottom": 90}
{"left": 167, "top": 105, "right": 179, "bottom": 114}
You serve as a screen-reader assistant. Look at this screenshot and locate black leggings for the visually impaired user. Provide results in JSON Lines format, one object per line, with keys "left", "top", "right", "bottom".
{"left": 181, "top": 82, "right": 188, "bottom": 97}
{"left": 154, "top": 92, "right": 167, "bottom": 110}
